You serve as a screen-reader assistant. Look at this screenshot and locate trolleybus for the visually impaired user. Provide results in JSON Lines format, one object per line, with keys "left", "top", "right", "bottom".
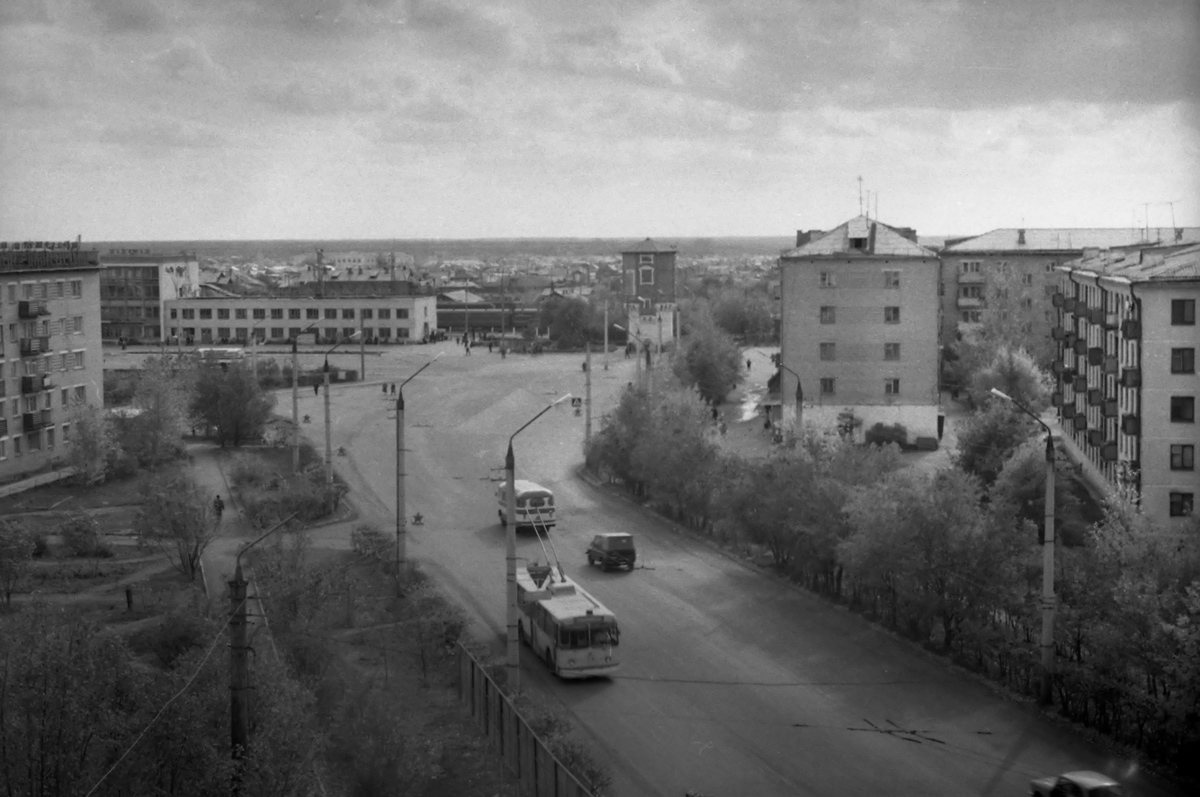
{"left": 516, "top": 563, "right": 620, "bottom": 678}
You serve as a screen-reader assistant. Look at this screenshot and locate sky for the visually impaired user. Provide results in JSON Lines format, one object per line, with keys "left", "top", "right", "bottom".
{"left": 1, "top": 0, "right": 1198, "bottom": 241}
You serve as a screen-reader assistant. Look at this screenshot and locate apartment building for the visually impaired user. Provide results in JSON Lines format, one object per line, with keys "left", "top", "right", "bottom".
{"left": 941, "top": 227, "right": 1200, "bottom": 354}
{"left": 100, "top": 248, "right": 201, "bottom": 343}
{"left": 0, "top": 241, "right": 104, "bottom": 483}
{"left": 778, "top": 216, "right": 941, "bottom": 443}
{"left": 1053, "top": 242, "right": 1199, "bottom": 526}
{"left": 163, "top": 294, "right": 438, "bottom": 346}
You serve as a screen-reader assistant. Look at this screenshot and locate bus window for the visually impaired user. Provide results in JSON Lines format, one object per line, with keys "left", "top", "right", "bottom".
{"left": 528, "top": 496, "right": 545, "bottom": 508}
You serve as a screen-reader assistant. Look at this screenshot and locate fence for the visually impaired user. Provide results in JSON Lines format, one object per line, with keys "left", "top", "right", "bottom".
{"left": 457, "top": 646, "right": 595, "bottom": 797}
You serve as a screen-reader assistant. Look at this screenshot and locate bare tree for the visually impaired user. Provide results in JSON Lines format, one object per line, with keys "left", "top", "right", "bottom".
{"left": 134, "top": 467, "right": 216, "bottom": 580}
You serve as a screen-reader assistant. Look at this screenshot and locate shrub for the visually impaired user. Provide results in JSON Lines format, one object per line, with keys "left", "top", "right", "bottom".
{"left": 350, "top": 524, "right": 391, "bottom": 560}
{"left": 59, "top": 513, "right": 111, "bottom": 557}
{"left": 129, "top": 612, "right": 210, "bottom": 667}
{"left": 31, "top": 533, "right": 51, "bottom": 558}
{"left": 865, "top": 422, "right": 908, "bottom": 448}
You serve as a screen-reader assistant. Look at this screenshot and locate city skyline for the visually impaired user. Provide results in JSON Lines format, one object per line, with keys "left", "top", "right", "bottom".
{"left": 2, "top": 0, "right": 1198, "bottom": 241}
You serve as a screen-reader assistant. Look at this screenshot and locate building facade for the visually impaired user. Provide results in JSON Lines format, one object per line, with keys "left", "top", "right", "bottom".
{"left": 1053, "top": 243, "right": 1198, "bottom": 527}
{"left": 0, "top": 241, "right": 104, "bottom": 483}
{"left": 779, "top": 216, "right": 941, "bottom": 443}
{"left": 941, "top": 228, "right": 1200, "bottom": 358}
{"left": 100, "top": 248, "right": 201, "bottom": 343}
{"left": 621, "top": 238, "right": 678, "bottom": 351}
{"left": 163, "top": 294, "right": 438, "bottom": 346}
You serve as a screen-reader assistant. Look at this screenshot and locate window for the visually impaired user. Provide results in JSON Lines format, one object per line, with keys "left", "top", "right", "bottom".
{"left": 884, "top": 306, "right": 900, "bottom": 324}
{"left": 235, "top": 308, "right": 247, "bottom": 319}
{"left": 306, "top": 308, "right": 319, "bottom": 319}
{"left": 234, "top": 327, "right": 247, "bottom": 340}
{"left": 397, "top": 309, "right": 409, "bottom": 320}
{"left": 325, "top": 327, "right": 337, "bottom": 340}
{"left": 819, "top": 377, "right": 835, "bottom": 395}
{"left": 182, "top": 308, "right": 195, "bottom": 319}
{"left": 70, "top": 280, "right": 82, "bottom": 297}
{"left": 46, "top": 427, "right": 54, "bottom": 448}
{"left": 14, "top": 436, "right": 21, "bottom": 455}
{"left": 252, "top": 308, "right": 266, "bottom": 320}
{"left": 961, "top": 310, "right": 982, "bottom": 323}
{"left": 61, "top": 388, "right": 69, "bottom": 407}
{"left": 819, "top": 342, "right": 835, "bottom": 361}
{"left": 325, "top": 309, "right": 337, "bottom": 319}
{"left": 1171, "top": 396, "right": 1195, "bottom": 422}
{"left": 819, "top": 306, "right": 835, "bottom": 324}
{"left": 1171, "top": 348, "right": 1195, "bottom": 374}
{"left": 27, "top": 430, "right": 41, "bottom": 451}
{"left": 361, "top": 309, "right": 373, "bottom": 320}
{"left": 378, "top": 308, "right": 391, "bottom": 320}
{"left": 217, "top": 327, "right": 230, "bottom": 340}
{"left": 342, "top": 309, "right": 355, "bottom": 319}
{"left": 0, "top": 440, "right": 4, "bottom": 459}
{"left": 271, "top": 308, "right": 284, "bottom": 319}
{"left": 1045, "top": 261, "right": 1057, "bottom": 272}
{"left": 638, "top": 254, "right": 654, "bottom": 265}
{"left": 288, "top": 308, "right": 301, "bottom": 319}
{"left": 271, "top": 327, "right": 284, "bottom": 339}
{"left": 961, "top": 260, "right": 981, "bottom": 273}
{"left": 639, "top": 267, "right": 654, "bottom": 285}
{"left": 75, "top": 386, "right": 85, "bottom": 403}
{"left": 288, "top": 327, "right": 300, "bottom": 339}
{"left": 1171, "top": 445, "right": 1195, "bottom": 470}
{"left": 960, "top": 286, "right": 983, "bottom": 298}
{"left": 170, "top": 308, "right": 178, "bottom": 319}
{"left": 1023, "top": 273, "right": 1034, "bottom": 286}
{"left": 379, "top": 327, "right": 391, "bottom": 339}
{"left": 819, "top": 272, "right": 837, "bottom": 288}
{"left": 61, "top": 423, "right": 69, "bottom": 442}
{"left": 1172, "top": 299, "right": 1195, "bottom": 325}
{"left": 1170, "top": 492, "right": 1194, "bottom": 517}
{"left": 884, "top": 378, "right": 900, "bottom": 395}
{"left": 884, "top": 343, "right": 900, "bottom": 360}
{"left": 397, "top": 328, "right": 410, "bottom": 338}
{"left": 883, "top": 270, "right": 900, "bottom": 288}
{"left": 75, "top": 350, "right": 85, "bottom": 369}
{"left": 849, "top": 237, "right": 867, "bottom": 250}
{"left": 199, "top": 309, "right": 212, "bottom": 319}
{"left": 1022, "top": 298, "right": 1033, "bottom": 310}
{"left": 218, "top": 308, "right": 230, "bottom": 319}
{"left": 343, "top": 328, "right": 355, "bottom": 339}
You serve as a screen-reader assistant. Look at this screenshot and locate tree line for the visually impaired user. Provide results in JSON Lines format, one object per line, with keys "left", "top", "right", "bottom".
{"left": 586, "top": 375, "right": 1200, "bottom": 785}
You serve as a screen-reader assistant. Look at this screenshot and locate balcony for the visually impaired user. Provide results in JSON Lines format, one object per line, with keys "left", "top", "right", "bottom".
{"left": 1103, "top": 399, "right": 1119, "bottom": 418}
{"left": 1073, "top": 375, "right": 1088, "bottom": 392}
{"left": 1122, "top": 415, "right": 1140, "bottom": 436}
{"left": 958, "top": 271, "right": 987, "bottom": 284}
{"left": 17, "top": 300, "right": 50, "bottom": 319}
{"left": 20, "top": 375, "right": 50, "bottom": 394}
{"left": 1073, "top": 339, "right": 1088, "bottom": 356}
{"left": 1121, "top": 368, "right": 1141, "bottom": 388}
{"left": 1087, "top": 347, "right": 1105, "bottom": 366}
{"left": 1061, "top": 404, "right": 1077, "bottom": 420}
{"left": 957, "top": 296, "right": 985, "bottom": 309}
{"left": 1051, "top": 293, "right": 1066, "bottom": 308}
{"left": 1062, "top": 297, "right": 1078, "bottom": 313}
{"left": 1087, "top": 428, "right": 1104, "bottom": 447}
{"left": 1101, "top": 443, "right": 1118, "bottom": 462}
{"left": 19, "top": 336, "right": 51, "bottom": 357}
{"left": 1063, "top": 332, "right": 1078, "bottom": 348}
{"left": 1051, "top": 392, "right": 1062, "bottom": 406}
{"left": 1073, "top": 415, "right": 1088, "bottom": 431}
{"left": 1087, "top": 307, "right": 1106, "bottom": 325}
{"left": 1102, "top": 356, "right": 1119, "bottom": 375}
{"left": 22, "top": 409, "right": 52, "bottom": 432}
{"left": 1087, "top": 388, "right": 1104, "bottom": 406}
{"left": 1120, "top": 319, "right": 1141, "bottom": 339}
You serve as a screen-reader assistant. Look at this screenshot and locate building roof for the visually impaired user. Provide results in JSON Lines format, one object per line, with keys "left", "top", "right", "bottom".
{"left": 780, "top": 216, "right": 935, "bottom": 258}
{"left": 622, "top": 237, "right": 677, "bottom": 254}
{"left": 1061, "top": 242, "right": 1200, "bottom": 283}
{"left": 437, "top": 289, "right": 488, "bottom": 304}
{"left": 943, "top": 227, "right": 1200, "bottom": 253}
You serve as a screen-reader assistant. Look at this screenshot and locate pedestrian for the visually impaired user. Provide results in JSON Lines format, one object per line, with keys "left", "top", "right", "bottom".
{"left": 213, "top": 495, "right": 224, "bottom": 521}
{"left": 719, "top": 421, "right": 727, "bottom": 437}
{"left": 391, "top": 383, "right": 396, "bottom": 396}
{"left": 711, "top": 406, "right": 718, "bottom": 422}
{"left": 382, "top": 383, "right": 388, "bottom": 394}
{"left": 488, "top": 341, "right": 494, "bottom": 353}
{"left": 314, "top": 383, "right": 320, "bottom": 396}
{"left": 746, "top": 358, "right": 751, "bottom": 370}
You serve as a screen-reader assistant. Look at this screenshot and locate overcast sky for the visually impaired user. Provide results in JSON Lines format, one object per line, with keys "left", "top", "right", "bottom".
{"left": 1, "top": 0, "right": 1197, "bottom": 241}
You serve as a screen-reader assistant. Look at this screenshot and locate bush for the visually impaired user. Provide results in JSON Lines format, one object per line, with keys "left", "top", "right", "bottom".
{"left": 350, "top": 524, "right": 391, "bottom": 560}
{"left": 129, "top": 612, "right": 211, "bottom": 667}
{"left": 864, "top": 422, "right": 908, "bottom": 448}
{"left": 59, "top": 513, "right": 111, "bottom": 558}
{"left": 31, "top": 533, "right": 51, "bottom": 558}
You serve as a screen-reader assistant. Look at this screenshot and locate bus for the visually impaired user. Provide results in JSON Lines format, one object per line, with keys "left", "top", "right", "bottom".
{"left": 516, "top": 563, "right": 620, "bottom": 679}
{"left": 496, "top": 479, "right": 556, "bottom": 530}
{"left": 195, "top": 347, "right": 246, "bottom": 368}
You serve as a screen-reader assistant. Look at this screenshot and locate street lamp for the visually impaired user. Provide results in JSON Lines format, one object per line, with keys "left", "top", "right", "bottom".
{"left": 322, "top": 332, "right": 362, "bottom": 495}
{"left": 778, "top": 362, "right": 804, "bottom": 439}
{"left": 505, "top": 393, "right": 572, "bottom": 691}
{"left": 291, "top": 322, "right": 318, "bottom": 474}
{"left": 991, "top": 387, "right": 1057, "bottom": 706}
{"left": 395, "top": 353, "right": 442, "bottom": 571}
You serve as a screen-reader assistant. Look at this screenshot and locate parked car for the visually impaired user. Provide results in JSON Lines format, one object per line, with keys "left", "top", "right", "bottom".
{"left": 586, "top": 533, "right": 636, "bottom": 571}
{"left": 1030, "top": 771, "right": 1122, "bottom": 797}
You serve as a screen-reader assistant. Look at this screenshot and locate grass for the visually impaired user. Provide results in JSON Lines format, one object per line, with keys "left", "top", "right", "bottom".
{"left": 0, "top": 474, "right": 145, "bottom": 513}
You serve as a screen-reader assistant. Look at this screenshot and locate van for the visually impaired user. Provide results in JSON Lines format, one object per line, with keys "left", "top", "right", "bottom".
{"left": 496, "top": 480, "right": 557, "bottom": 531}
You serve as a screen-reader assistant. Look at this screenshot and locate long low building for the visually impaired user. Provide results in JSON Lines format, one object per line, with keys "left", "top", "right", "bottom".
{"left": 163, "top": 293, "right": 438, "bottom": 345}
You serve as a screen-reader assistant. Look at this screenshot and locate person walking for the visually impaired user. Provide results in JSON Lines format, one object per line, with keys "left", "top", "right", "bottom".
{"left": 746, "top": 358, "right": 752, "bottom": 370}
{"left": 213, "top": 495, "right": 225, "bottom": 522}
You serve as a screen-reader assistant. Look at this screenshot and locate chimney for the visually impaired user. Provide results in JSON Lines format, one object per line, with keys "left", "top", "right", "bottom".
{"left": 796, "top": 230, "right": 811, "bottom": 247}
{"left": 1017, "top": 229, "right": 1026, "bottom": 245}
{"left": 894, "top": 226, "right": 919, "bottom": 242}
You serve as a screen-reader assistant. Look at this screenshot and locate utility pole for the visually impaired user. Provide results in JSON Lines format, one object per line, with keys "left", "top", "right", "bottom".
{"left": 505, "top": 442, "right": 519, "bottom": 691}
{"left": 396, "top": 390, "right": 405, "bottom": 572}
{"left": 1038, "top": 430, "right": 1056, "bottom": 706}
{"left": 584, "top": 342, "right": 592, "bottom": 446}
{"left": 603, "top": 305, "right": 609, "bottom": 370}
{"left": 229, "top": 570, "right": 249, "bottom": 791}
{"left": 324, "top": 362, "right": 333, "bottom": 494}
{"left": 359, "top": 318, "right": 366, "bottom": 381}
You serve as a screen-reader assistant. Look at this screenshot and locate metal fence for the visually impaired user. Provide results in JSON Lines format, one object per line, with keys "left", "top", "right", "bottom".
{"left": 457, "top": 646, "right": 595, "bottom": 797}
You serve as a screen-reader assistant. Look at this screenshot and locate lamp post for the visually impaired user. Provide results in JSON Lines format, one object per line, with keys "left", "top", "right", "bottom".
{"left": 394, "top": 354, "right": 442, "bottom": 571}
{"left": 505, "top": 394, "right": 572, "bottom": 691}
{"left": 322, "top": 332, "right": 361, "bottom": 494}
{"left": 991, "top": 387, "right": 1057, "bottom": 706}
{"left": 778, "top": 363, "right": 804, "bottom": 439}
{"left": 291, "top": 322, "right": 318, "bottom": 474}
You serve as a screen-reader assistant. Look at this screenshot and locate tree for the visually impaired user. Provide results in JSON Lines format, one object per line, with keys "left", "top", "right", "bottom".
{"left": 670, "top": 302, "right": 742, "bottom": 404}
{"left": 629, "top": 384, "right": 720, "bottom": 517}
{"left": 123, "top": 355, "right": 195, "bottom": 467}
{"left": 134, "top": 467, "right": 217, "bottom": 580}
{"left": 968, "top": 344, "right": 1053, "bottom": 414}
{"left": 988, "top": 437, "right": 1088, "bottom": 546}
{"left": 585, "top": 383, "right": 654, "bottom": 487}
{"left": 0, "top": 518, "right": 34, "bottom": 605}
{"left": 953, "top": 402, "right": 1037, "bottom": 487}
{"left": 710, "top": 287, "right": 775, "bottom": 343}
{"left": 542, "top": 296, "right": 590, "bottom": 348}
{"left": 190, "top": 361, "right": 276, "bottom": 446}
{"left": 67, "top": 402, "right": 123, "bottom": 484}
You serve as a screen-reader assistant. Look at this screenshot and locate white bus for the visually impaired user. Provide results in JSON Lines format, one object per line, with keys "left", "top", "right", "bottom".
{"left": 516, "top": 563, "right": 620, "bottom": 679}
{"left": 195, "top": 347, "right": 246, "bottom": 368}
{"left": 496, "top": 479, "right": 556, "bottom": 531}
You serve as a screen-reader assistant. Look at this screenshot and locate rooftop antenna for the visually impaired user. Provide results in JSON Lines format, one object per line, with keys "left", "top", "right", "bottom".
{"left": 1158, "top": 200, "right": 1180, "bottom": 230}
{"left": 857, "top": 176, "right": 864, "bottom": 216}
{"left": 874, "top": 192, "right": 878, "bottom": 221}
{"left": 1142, "top": 202, "right": 1151, "bottom": 242}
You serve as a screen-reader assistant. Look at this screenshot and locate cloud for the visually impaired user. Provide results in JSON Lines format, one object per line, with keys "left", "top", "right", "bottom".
{"left": 250, "top": 76, "right": 390, "bottom": 116}
{"left": 146, "top": 37, "right": 224, "bottom": 81}
{"left": 89, "top": 0, "right": 169, "bottom": 33}
{"left": 98, "top": 119, "right": 226, "bottom": 151}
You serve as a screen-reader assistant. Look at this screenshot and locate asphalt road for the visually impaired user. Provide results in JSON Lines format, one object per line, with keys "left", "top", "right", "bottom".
{"left": 299, "top": 340, "right": 1177, "bottom": 797}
